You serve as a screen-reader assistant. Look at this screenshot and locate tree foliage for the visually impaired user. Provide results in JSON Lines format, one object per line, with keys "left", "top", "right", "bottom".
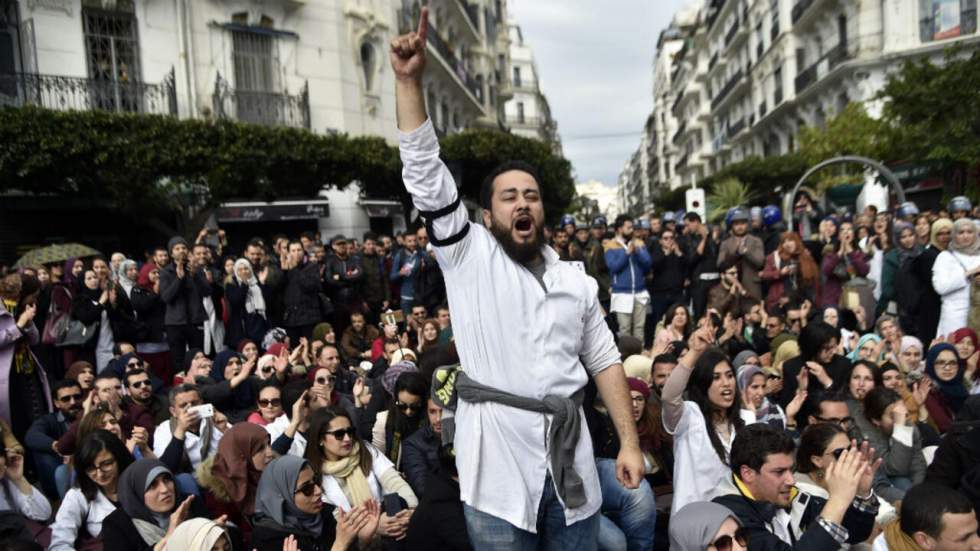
{"left": 0, "top": 106, "right": 575, "bottom": 231}
{"left": 796, "top": 102, "right": 891, "bottom": 167}
{"left": 699, "top": 153, "right": 808, "bottom": 205}
{"left": 706, "top": 178, "right": 755, "bottom": 223}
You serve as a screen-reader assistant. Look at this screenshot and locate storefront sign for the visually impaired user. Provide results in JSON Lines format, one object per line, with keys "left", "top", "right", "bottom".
{"left": 217, "top": 202, "right": 329, "bottom": 223}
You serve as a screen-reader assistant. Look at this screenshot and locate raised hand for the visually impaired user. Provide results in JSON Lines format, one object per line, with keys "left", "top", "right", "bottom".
{"left": 786, "top": 389, "right": 807, "bottom": 422}
{"left": 389, "top": 6, "right": 428, "bottom": 82}
{"left": 336, "top": 505, "right": 370, "bottom": 548}
{"left": 911, "top": 377, "right": 932, "bottom": 406}
{"left": 16, "top": 303, "right": 36, "bottom": 328}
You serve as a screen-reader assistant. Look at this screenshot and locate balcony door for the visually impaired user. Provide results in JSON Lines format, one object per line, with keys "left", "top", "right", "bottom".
{"left": 82, "top": 3, "right": 141, "bottom": 112}
{"left": 232, "top": 30, "right": 279, "bottom": 125}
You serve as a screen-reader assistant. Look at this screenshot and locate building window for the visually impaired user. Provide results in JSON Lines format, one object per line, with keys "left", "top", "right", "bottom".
{"left": 770, "top": 0, "right": 780, "bottom": 39}
{"left": 919, "top": 0, "right": 977, "bottom": 41}
{"left": 360, "top": 41, "right": 376, "bottom": 92}
{"left": 82, "top": 4, "right": 142, "bottom": 112}
{"left": 232, "top": 30, "right": 276, "bottom": 92}
{"left": 440, "top": 100, "right": 449, "bottom": 132}
{"left": 773, "top": 66, "right": 783, "bottom": 104}
{"left": 1, "top": 1, "right": 21, "bottom": 89}
{"left": 512, "top": 66, "right": 521, "bottom": 87}
{"left": 517, "top": 101, "right": 525, "bottom": 123}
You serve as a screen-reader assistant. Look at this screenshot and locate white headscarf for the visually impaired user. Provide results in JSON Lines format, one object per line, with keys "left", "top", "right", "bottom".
{"left": 117, "top": 259, "right": 138, "bottom": 298}
{"left": 233, "top": 258, "right": 266, "bottom": 317}
{"left": 164, "top": 518, "right": 228, "bottom": 551}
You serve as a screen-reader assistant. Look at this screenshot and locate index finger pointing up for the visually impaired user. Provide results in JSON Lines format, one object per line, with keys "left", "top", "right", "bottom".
{"left": 417, "top": 6, "right": 428, "bottom": 42}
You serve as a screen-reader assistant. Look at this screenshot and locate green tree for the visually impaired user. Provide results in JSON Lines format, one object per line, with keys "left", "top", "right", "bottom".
{"left": 706, "top": 178, "right": 755, "bottom": 223}
{"left": 796, "top": 102, "right": 891, "bottom": 166}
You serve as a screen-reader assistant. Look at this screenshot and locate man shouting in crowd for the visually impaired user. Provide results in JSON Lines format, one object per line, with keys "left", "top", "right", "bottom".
{"left": 389, "top": 8, "right": 643, "bottom": 549}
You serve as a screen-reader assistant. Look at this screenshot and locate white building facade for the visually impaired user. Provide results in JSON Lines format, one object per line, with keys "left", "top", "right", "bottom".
{"left": 0, "top": 0, "right": 511, "bottom": 238}
{"left": 622, "top": 0, "right": 980, "bottom": 211}
{"left": 501, "top": 22, "right": 561, "bottom": 153}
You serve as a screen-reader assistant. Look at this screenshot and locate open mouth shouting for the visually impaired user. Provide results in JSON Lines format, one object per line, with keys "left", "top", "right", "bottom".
{"left": 514, "top": 214, "right": 535, "bottom": 239}
{"left": 719, "top": 387, "right": 735, "bottom": 404}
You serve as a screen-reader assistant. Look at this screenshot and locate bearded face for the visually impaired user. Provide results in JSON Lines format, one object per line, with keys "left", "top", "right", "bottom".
{"left": 482, "top": 170, "right": 546, "bottom": 265}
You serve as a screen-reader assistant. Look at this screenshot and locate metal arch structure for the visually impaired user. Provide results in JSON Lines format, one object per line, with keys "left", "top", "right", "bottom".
{"left": 784, "top": 155, "right": 906, "bottom": 228}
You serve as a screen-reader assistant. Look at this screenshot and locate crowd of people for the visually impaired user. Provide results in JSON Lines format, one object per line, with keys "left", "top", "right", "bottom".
{"left": 0, "top": 11, "right": 979, "bottom": 550}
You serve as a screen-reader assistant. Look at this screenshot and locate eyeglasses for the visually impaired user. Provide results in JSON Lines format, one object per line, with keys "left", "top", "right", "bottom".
{"left": 934, "top": 360, "right": 959, "bottom": 369}
{"left": 396, "top": 401, "right": 422, "bottom": 413}
{"left": 324, "top": 427, "right": 356, "bottom": 440}
{"left": 58, "top": 393, "right": 82, "bottom": 403}
{"left": 712, "top": 528, "right": 749, "bottom": 551}
{"left": 815, "top": 415, "right": 853, "bottom": 427}
{"left": 129, "top": 380, "right": 150, "bottom": 389}
{"left": 258, "top": 399, "right": 282, "bottom": 408}
{"left": 316, "top": 376, "right": 337, "bottom": 386}
{"left": 85, "top": 458, "right": 116, "bottom": 476}
{"left": 295, "top": 480, "right": 319, "bottom": 497}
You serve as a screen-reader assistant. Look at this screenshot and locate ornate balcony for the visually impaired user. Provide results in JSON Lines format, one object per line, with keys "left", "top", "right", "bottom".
{"left": 212, "top": 73, "right": 310, "bottom": 129}
{"left": 711, "top": 68, "right": 744, "bottom": 109}
{"left": 0, "top": 69, "right": 177, "bottom": 115}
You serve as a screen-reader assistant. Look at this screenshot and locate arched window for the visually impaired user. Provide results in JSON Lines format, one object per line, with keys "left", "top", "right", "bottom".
{"left": 360, "top": 41, "right": 376, "bottom": 91}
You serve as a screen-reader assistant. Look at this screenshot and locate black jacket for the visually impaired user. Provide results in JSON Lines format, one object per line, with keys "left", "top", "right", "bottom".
{"left": 405, "top": 468, "right": 472, "bottom": 551}
{"left": 24, "top": 411, "right": 71, "bottom": 454}
{"left": 323, "top": 254, "right": 363, "bottom": 306}
{"left": 926, "top": 397, "right": 980, "bottom": 513}
{"left": 158, "top": 264, "right": 210, "bottom": 326}
{"left": 712, "top": 477, "right": 874, "bottom": 551}
{"left": 249, "top": 510, "right": 337, "bottom": 551}
{"left": 101, "top": 494, "right": 215, "bottom": 551}
{"left": 402, "top": 425, "right": 441, "bottom": 497}
{"left": 358, "top": 253, "right": 390, "bottom": 305}
{"left": 778, "top": 355, "right": 851, "bottom": 410}
{"left": 108, "top": 287, "right": 148, "bottom": 344}
{"left": 129, "top": 286, "right": 166, "bottom": 343}
{"left": 224, "top": 280, "right": 271, "bottom": 348}
{"left": 648, "top": 244, "right": 687, "bottom": 294}
{"left": 282, "top": 262, "right": 323, "bottom": 327}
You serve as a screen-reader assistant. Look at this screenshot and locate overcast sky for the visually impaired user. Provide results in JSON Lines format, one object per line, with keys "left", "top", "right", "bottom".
{"left": 508, "top": 0, "right": 691, "bottom": 187}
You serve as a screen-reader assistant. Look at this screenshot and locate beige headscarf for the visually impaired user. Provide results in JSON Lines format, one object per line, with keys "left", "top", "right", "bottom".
{"left": 930, "top": 218, "right": 954, "bottom": 249}
{"left": 773, "top": 340, "right": 801, "bottom": 374}
{"left": 322, "top": 442, "right": 374, "bottom": 509}
{"left": 949, "top": 218, "right": 980, "bottom": 256}
{"left": 164, "top": 518, "right": 228, "bottom": 551}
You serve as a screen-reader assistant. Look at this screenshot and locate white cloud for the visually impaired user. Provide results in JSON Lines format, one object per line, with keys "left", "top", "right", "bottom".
{"left": 509, "top": 0, "right": 691, "bottom": 185}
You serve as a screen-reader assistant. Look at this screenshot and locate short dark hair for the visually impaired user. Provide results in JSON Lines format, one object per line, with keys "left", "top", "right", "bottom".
{"left": 683, "top": 211, "right": 702, "bottom": 223}
{"left": 864, "top": 387, "right": 902, "bottom": 422}
{"left": 94, "top": 372, "right": 120, "bottom": 385}
{"left": 479, "top": 160, "right": 542, "bottom": 210}
{"left": 799, "top": 321, "right": 839, "bottom": 361}
{"left": 281, "top": 380, "right": 311, "bottom": 421}
{"left": 652, "top": 353, "right": 678, "bottom": 367}
{"left": 124, "top": 367, "right": 149, "bottom": 387}
{"left": 52, "top": 379, "right": 81, "bottom": 399}
{"left": 730, "top": 423, "right": 796, "bottom": 474}
{"left": 805, "top": 390, "right": 849, "bottom": 420}
{"left": 613, "top": 214, "right": 632, "bottom": 229}
{"left": 363, "top": 231, "right": 378, "bottom": 243}
{"left": 168, "top": 383, "right": 200, "bottom": 405}
{"left": 901, "top": 483, "right": 975, "bottom": 538}
{"left": 74, "top": 429, "right": 134, "bottom": 501}
{"left": 300, "top": 231, "right": 315, "bottom": 242}
{"left": 796, "top": 422, "right": 847, "bottom": 473}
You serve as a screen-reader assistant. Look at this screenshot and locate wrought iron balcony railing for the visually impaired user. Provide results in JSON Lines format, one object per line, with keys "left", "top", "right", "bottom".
{"left": 0, "top": 69, "right": 177, "bottom": 115}
{"left": 711, "top": 68, "right": 744, "bottom": 109}
{"left": 212, "top": 73, "right": 310, "bottom": 129}
{"left": 426, "top": 23, "right": 481, "bottom": 100}
{"left": 794, "top": 63, "right": 817, "bottom": 94}
{"left": 791, "top": 0, "right": 815, "bottom": 24}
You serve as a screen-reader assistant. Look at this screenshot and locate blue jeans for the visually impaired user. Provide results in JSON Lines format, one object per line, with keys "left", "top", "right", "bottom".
{"left": 31, "top": 451, "right": 62, "bottom": 499}
{"left": 595, "top": 458, "right": 656, "bottom": 551}
{"left": 463, "top": 473, "right": 600, "bottom": 551}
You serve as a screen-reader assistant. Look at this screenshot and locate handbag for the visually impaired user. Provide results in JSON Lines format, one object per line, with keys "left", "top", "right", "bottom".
{"left": 56, "top": 318, "right": 100, "bottom": 348}
{"left": 42, "top": 286, "right": 72, "bottom": 345}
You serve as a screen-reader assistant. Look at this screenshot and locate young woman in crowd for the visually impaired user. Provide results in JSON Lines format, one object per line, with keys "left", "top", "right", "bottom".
{"left": 845, "top": 360, "right": 877, "bottom": 438}
{"left": 662, "top": 327, "right": 743, "bottom": 515}
{"left": 101, "top": 458, "right": 210, "bottom": 551}
{"left": 163, "top": 518, "right": 231, "bottom": 551}
{"left": 761, "top": 232, "right": 819, "bottom": 311}
{"left": 792, "top": 423, "right": 881, "bottom": 542}
{"left": 251, "top": 454, "right": 378, "bottom": 551}
{"left": 195, "top": 422, "right": 274, "bottom": 546}
{"left": 70, "top": 269, "right": 116, "bottom": 369}
{"left": 778, "top": 321, "right": 850, "bottom": 408}
{"left": 950, "top": 328, "right": 978, "bottom": 389}
{"left": 49, "top": 430, "right": 135, "bottom": 550}
{"left": 415, "top": 318, "right": 441, "bottom": 356}
{"left": 305, "top": 408, "right": 417, "bottom": 543}
{"left": 821, "top": 305, "right": 840, "bottom": 328}
{"left": 913, "top": 218, "right": 953, "bottom": 342}
{"left": 932, "top": 218, "right": 980, "bottom": 337}
{"left": 880, "top": 221, "right": 923, "bottom": 322}
{"left": 861, "top": 387, "right": 926, "bottom": 503}
{"left": 821, "top": 221, "right": 870, "bottom": 307}
{"left": 225, "top": 259, "right": 270, "bottom": 351}
{"left": 898, "top": 336, "right": 925, "bottom": 373}
{"left": 668, "top": 501, "right": 746, "bottom": 551}
{"left": 371, "top": 371, "right": 427, "bottom": 467}
{"left": 874, "top": 362, "right": 932, "bottom": 426}
{"left": 653, "top": 303, "right": 691, "bottom": 352}
{"left": 208, "top": 350, "right": 259, "bottom": 423}
{"left": 67, "top": 360, "right": 97, "bottom": 398}
{"left": 923, "top": 343, "right": 969, "bottom": 434}
{"left": 78, "top": 404, "right": 154, "bottom": 460}
{"left": 248, "top": 382, "right": 285, "bottom": 427}
{"left": 0, "top": 441, "right": 52, "bottom": 523}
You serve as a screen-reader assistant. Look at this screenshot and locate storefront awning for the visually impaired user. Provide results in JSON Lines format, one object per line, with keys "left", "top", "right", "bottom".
{"left": 217, "top": 200, "right": 329, "bottom": 223}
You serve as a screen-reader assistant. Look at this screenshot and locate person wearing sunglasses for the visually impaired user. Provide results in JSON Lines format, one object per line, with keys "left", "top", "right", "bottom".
{"left": 712, "top": 424, "right": 879, "bottom": 550}
{"left": 125, "top": 367, "right": 169, "bottom": 425}
{"left": 669, "top": 501, "right": 747, "bottom": 551}
{"left": 55, "top": 372, "right": 156, "bottom": 457}
{"left": 248, "top": 383, "right": 285, "bottom": 427}
{"left": 251, "top": 454, "right": 380, "bottom": 551}
{"left": 372, "top": 371, "right": 427, "bottom": 468}
{"left": 305, "top": 408, "right": 417, "bottom": 544}
{"left": 25, "top": 379, "right": 84, "bottom": 498}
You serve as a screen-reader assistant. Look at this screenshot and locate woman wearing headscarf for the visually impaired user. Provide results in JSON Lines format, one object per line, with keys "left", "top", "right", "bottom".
{"left": 195, "top": 422, "right": 274, "bottom": 547}
{"left": 922, "top": 343, "right": 969, "bottom": 434}
{"left": 761, "top": 231, "right": 819, "bottom": 311}
{"left": 897, "top": 336, "right": 924, "bottom": 374}
{"left": 130, "top": 262, "right": 171, "bottom": 383}
{"left": 933, "top": 218, "right": 980, "bottom": 337}
{"left": 913, "top": 218, "right": 953, "bottom": 342}
{"left": 164, "top": 518, "right": 230, "bottom": 551}
{"left": 68, "top": 269, "right": 116, "bottom": 371}
{"left": 251, "top": 455, "right": 376, "bottom": 551}
{"left": 879, "top": 222, "right": 924, "bottom": 325}
{"left": 1, "top": 273, "right": 53, "bottom": 441}
{"left": 225, "top": 259, "right": 271, "bottom": 351}
{"left": 951, "top": 327, "right": 979, "bottom": 390}
{"left": 101, "top": 458, "right": 209, "bottom": 551}
{"left": 208, "top": 349, "right": 259, "bottom": 423}
{"left": 668, "top": 501, "right": 746, "bottom": 551}
{"left": 848, "top": 334, "right": 885, "bottom": 364}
